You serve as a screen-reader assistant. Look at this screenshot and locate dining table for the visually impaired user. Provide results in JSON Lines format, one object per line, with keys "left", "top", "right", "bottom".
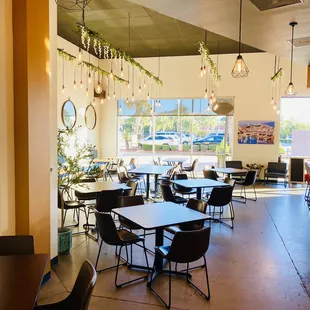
{"left": 0, "top": 254, "right": 48, "bottom": 310}
{"left": 209, "top": 167, "right": 248, "bottom": 178}
{"left": 129, "top": 165, "right": 173, "bottom": 199}
{"left": 72, "top": 181, "right": 131, "bottom": 196}
{"left": 170, "top": 178, "right": 230, "bottom": 199}
{"left": 163, "top": 157, "right": 187, "bottom": 166}
{"left": 112, "top": 202, "right": 210, "bottom": 284}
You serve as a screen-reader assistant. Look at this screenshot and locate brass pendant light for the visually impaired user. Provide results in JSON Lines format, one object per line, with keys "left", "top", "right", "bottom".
{"left": 231, "top": 0, "right": 249, "bottom": 78}
{"left": 285, "top": 22, "right": 297, "bottom": 96}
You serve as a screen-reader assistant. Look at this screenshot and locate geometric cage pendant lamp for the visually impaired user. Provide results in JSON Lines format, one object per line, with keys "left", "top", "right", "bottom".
{"left": 231, "top": 0, "right": 249, "bottom": 78}
{"left": 285, "top": 22, "right": 297, "bottom": 96}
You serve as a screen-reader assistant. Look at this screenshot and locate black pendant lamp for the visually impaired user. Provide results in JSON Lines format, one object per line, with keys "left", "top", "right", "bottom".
{"left": 231, "top": 0, "right": 249, "bottom": 78}
{"left": 285, "top": 22, "right": 297, "bottom": 96}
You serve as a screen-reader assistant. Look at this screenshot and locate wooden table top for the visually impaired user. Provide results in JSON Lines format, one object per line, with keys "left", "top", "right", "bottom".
{"left": 170, "top": 178, "right": 230, "bottom": 189}
{"left": 129, "top": 165, "right": 173, "bottom": 175}
{"left": 112, "top": 202, "right": 210, "bottom": 230}
{"left": 0, "top": 254, "right": 48, "bottom": 310}
{"left": 72, "top": 182, "right": 131, "bottom": 194}
{"left": 209, "top": 168, "right": 248, "bottom": 174}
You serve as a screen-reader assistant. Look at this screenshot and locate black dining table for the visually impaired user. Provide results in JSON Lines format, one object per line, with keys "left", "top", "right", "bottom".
{"left": 0, "top": 254, "right": 48, "bottom": 310}
{"left": 112, "top": 202, "right": 210, "bottom": 283}
{"left": 129, "top": 165, "right": 173, "bottom": 199}
{"left": 170, "top": 178, "right": 230, "bottom": 199}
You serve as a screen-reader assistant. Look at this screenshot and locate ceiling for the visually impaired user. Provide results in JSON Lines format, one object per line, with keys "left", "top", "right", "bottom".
{"left": 57, "top": 0, "right": 262, "bottom": 58}
{"left": 128, "top": 0, "right": 310, "bottom": 65}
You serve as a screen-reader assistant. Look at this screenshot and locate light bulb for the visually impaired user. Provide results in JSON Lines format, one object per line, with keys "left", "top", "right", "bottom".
{"left": 108, "top": 93, "right": 110, "bottom": 100}
{"left": 80, "top": 81, "right": 83, "bottom": 88}
{"left": 139, "top": 86, "right": 141, "bottom": 93}
{"left": 73, "top": 81, "right": 76, "bottom": 90}
{"left": 109, "top": 70, "right": 113, "bottom": 79}
{"left": 211, "top": 91, "right": 215, "bottom": 98}
{"left": 212, "top": 96, "right": 217, "bottom": 104}
{"left": 113, "top": 92, "right": 116, "bottom": 99}
{"left": 88, "top": 73, "right": 91, "bottom": 84}
{"left": 270, "top": 97, "right": 274, "bottom": 105}
{"left": 78, "top": 48, "right": 82, "bottom": 61}
{"left": 237, "top": 60, "right": 242, "bottom": 72}
{"left": 143, "top": 81, "right": 146, "bottom": 88}
{"left": 147, "top": 93, "right": 150, "bottom": 100}
{"left": 85, "top": 88, "right": 88, "bottom": 96}
{"left": 132, "top": 93, "right": 135, "bottom": 101}
{"left": 204, "top": 89, "right": 208, "bottom": 98}
{"left": 127, "top": 82, "right": 130, "bottom": 89}
{"left": 203, "top": 65, "right": 206, "bottom": 74}
{"left": 285, "top": 82, "right": 297, "bottom": 96}
{"left": 126, "top": 98, "right": 129, "bottom": 104}
{"left": 62, "top": 85, "right": 65, "bottom": 93}
{"left": 119, "top": 105, "right": 122, "bottom": 113}
{"left": 273, "top": 104, "right": 277, "bottom": 110}
{"left": 100, "top": 98, "right": 104, "bottom": 104}
{"left": 200, "top": 69, "right": 203, "bottom": 78}
{"left": 120, "top": 67, "right": 123, "bottom": 77}
{"left": 95, "top": 82, "right": 102, "bottom": 94}
{"left": 158, "top": 100, "right": 161, "bottom": 107}
{"left": 276, "top": 109, "right": 280, "bottom": 115}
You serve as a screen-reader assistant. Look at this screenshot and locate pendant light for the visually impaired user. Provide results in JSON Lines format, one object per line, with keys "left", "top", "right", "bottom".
{"left": 285, "top": 22, "right": 297, "bottom": 96}
{"left": 231, "top": 0, "right": 249, "bottom": 78}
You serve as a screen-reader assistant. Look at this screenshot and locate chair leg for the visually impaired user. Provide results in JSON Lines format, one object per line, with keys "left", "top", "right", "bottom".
{"left": 253, "top": 184, "right": 257, "bottom": 201}
{"left": 95, "top": 240, "right": 103, "bottom": 271}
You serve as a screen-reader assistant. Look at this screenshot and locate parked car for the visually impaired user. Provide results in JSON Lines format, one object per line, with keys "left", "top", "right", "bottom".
{"left": 156, "top": 131, "right": 190, "bottom": 144}
{"left": 193, "top": 134, "right": 224, "bottom": 145}
{"left": 138, "top": 135, "right": 177, "bottom": 149}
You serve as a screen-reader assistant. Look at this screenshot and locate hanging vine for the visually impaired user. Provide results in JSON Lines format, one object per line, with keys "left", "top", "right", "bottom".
{"left": 77, "top": 23, "right": 163, "bottom": 86}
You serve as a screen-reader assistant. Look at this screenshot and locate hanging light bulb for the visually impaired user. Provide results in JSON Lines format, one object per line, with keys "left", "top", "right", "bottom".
{"left": 88, "top": 72, "right": 91, "bottom": 84}
{"left": 78, "top": 48, "right": 83, "bottom": 62}
{"left": 126, "top": 98, "right": 129, "bottom": 104}
{"left": 200, "top": 66, "right": 203, "bottom": 77}
{"left": 285, "top": 22, "right": 298, "bottom": 96}
{"left": 276, "top": 108, "right": 280, "bottom": 115}
{"left": 62, "top": 85, "right": 65, "bottom": 93}
{"left": 85, "top": 88, "right": 88, "bottom": 96}
{"left": 273, "top": 103, "right": 277, "bottom": 110}
{"left": 95, "top": 81, "right": 103, "bottom": 94}
{"left": 92, "top": 98, "right": 96, "bottom": 106}
{"left": 127, "top": 82, "right": 130, "bottom": 89}
{"left": 132, "top": 93, "right": 135, "bottom": 101}
{"left": 113, "top": 92, "right": 116, "bottom": 99}
{"left": 109, "top": 69, "right": 113, "bottom": 79}
{"left": 73, "top": 81, "right": 76, "bottom": 90}
{"left": 143, "top": 80, "right": 146, "bottom": 88}
{"left": 120, "top": 66, "right": 123, "bottom": 77}
{"left": 204, "top": 89, "right": 208, "bottom": 98}
{"left": 158, "top": 100, "right": 161, "bottom": 107}
{"left": 138, "top": 86, "right": 141, "bottom": 93}
{"left": 231, "top": 0, "right": 249, "bottom": 78}
{"left": 270, "top": 97, "right": 274, "bottom": 105}
{"left": 119, "top": 105, "right": 122, "bottom": 113}
{"left": 212, "top": 96, "right": 217, "bottom": 104}
{"left": 203, "top": 64, "right": 206, "bottom": 75}
{"left": 100, "top": 98, "right": 104, "bottom": 104}
{"left": 80, "top": 80, "right": 83, "bottom": 88}
{"left": 147, "top": 93, "right": 150, "bottom": 100}
{"left": 108, "top": 93, "right": 110, "bottom": 100}
{"left": 211, "top": 90, "right": 215, "bottom": 98}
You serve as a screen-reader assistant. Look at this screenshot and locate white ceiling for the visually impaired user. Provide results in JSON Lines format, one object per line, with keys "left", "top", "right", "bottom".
{"left": 128, "top": 0, "right": 310, "bottom": 65}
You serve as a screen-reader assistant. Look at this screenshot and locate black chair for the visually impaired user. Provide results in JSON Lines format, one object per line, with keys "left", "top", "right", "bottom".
{"left": 148, "top": 227, "right": 211, "bottom": 309}
{"left": 0, "top": 235, "right": 34, "bottom": 256}
{"left": 35, "top": 260, "right": 97, "bottom": 310}
{"left": 235, "top": 170, "right": 257, "bottom": 203}
{"left": 95, "top": 212, "right": 149, "bottom": 288}
{"left": 123, "top": 179, "right": 138, "bottom": 196}
{"left": 206, "top": 186, "right": 235, "bottom": 229}
{"left": 202, "top": 169, "right": 218, "bottom": 181}
{"left": 161, "top": 184, "right": 187, "bottom": 204}
{"left": 172, "top": 174, "right": 196, "bottom": 197}
{"left": 182, "top": 159, "right": 198, "bottom": 178}
{"left": 225, "top": 160, "right": 247, "bottom": 179}
{"left": 96, "top": 189, "right": 123, "bottom": 213}
{"left": 264, "top": 162, "right": 288, "bottom": 187}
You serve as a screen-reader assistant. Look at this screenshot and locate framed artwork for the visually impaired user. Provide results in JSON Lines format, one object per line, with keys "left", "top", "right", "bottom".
{"left": 238, "top": 121, "right": 275, "bottom": 145}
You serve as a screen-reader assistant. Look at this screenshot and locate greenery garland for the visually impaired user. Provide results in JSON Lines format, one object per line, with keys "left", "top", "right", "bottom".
{"left": 77, "top": 24, "right": 163, "bottom": 86}
{"left": 198, "top": 41, "right": 221, "bottom": 81}
{"left": 271, "top": 68, "right": 283, "bottom": 82}
{"left": 57, "top": 48, "right": 128, "bottom": 84}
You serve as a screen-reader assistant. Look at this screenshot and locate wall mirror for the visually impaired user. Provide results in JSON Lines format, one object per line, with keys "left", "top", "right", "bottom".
{"left": 85, "top": 104, "right": 97, "bottom": 130}
{"left": 61, "top": 100, "right": 77, "bottom": 129}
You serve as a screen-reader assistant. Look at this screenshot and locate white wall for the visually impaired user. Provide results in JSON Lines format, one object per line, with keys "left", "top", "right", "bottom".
{"left": 57, "top": 37, "right": 101, "bottom": 152}
{"left": 99, "top": 52, "right": 310, "bottom": 167}
{"left": 0, "top": 0, "right": 15, "bottom": 235}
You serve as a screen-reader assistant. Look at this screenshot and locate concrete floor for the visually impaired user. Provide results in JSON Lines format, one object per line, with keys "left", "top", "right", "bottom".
{"left": 38, "top": 185, "right": 310, "bottom": 309}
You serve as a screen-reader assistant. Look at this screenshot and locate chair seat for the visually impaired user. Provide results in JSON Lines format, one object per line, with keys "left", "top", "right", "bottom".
{"left": 164, "top": 225, "right": 182, "bottom": 234}
{"left": 118, "top": 229, "right": 144, "bottom": 243}
{"left": 63, "top": 201, "right": 85, "bottom": 209}
{"left": 182, "top": 166, "right": 192, "bottom": 172}
{"left": 265, "top": 172, "right": 286, "bottom": 178}
{"left": 155, "top": 245, "right": 170, "bottom": 258}
{"left": 174, "top": 196, "right": 187, "bottom": 204}
{"left": 119, "top": 217, "right": 142, "bottom": 230}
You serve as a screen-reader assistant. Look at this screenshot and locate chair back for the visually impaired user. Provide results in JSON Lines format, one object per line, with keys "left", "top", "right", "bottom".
{"left": 119, "top": 159, "right": 124, "bottom": 167}
{"left": 179, "top": 199, "right": 207, "bottom": 231}
{"left": 123, "top": 180, "right": 138, "bottom": 196}
{"left": 267, "top": 162, "right": 287, "bottom": 174}
{"left": 67, "top": 260, "right": 97, "bottom": 310}
{"left": 161, "top": 184, "right": 176, "bottom": 202}
{"left": 226, "top": 160, "right": 243, "bottom": 169}
{"left": 166, "top": 227, "right": 211, "bottom": 263}
{"left": 224, "top": 177, "right": 236, "bottom": 188}
{"left": 95, "top": 212, "right": 121, "bottom": 245}
{"left": 117, "top": 166, "right": 129, "bottom": 183}
{"left": 118, "top": 195, "right": 144, "bottom": 208}
{"left": 202, "top": 169, "right": 217, "bottom": 180}
{"left": 243, "top": 170, "right": 257, "bottom": 186}
{"left": 0, "top": 235, "right": 34, "bottom": 256}
{"left": 207, "top": 186, "right": 233, "bottom": 207}
{"left": 192, "top": 159, "right": 199, "bottom": 170}
{"left": 96, "top": 189, "right": 123, "bottom": 212}
{"left": 172, "top": 174, "right": 188, "bottom": 192}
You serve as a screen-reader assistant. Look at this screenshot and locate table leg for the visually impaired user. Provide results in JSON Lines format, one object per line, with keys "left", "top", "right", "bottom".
{"left": 154, "top": 174, "right": 159, "bottom": 196}
{"left": 146, "top": 174, "right": 150, "bottom": 199}
{"left": 197, "top": 187, "right": 202, "bottom": 200}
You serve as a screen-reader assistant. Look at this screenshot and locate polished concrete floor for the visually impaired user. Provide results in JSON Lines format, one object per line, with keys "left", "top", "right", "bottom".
{"left": 38, "top": 184, "right": 310, "bottom": 309}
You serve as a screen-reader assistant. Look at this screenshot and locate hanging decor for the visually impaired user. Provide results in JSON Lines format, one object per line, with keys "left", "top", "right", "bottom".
{"left": 270, "top": 56, "right": 283, "bottom": 114}
{"left": 77, "top": 23, "right": 163, "bottom": 86}
{"left": 285, "top": 22, "right": 297, "bottom": 96}
{"left": 231, "top": 0, "right": 249, "bottom": 78}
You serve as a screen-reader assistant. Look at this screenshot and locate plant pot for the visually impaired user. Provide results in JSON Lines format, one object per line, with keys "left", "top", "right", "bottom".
{"left": 58, "top": 227, "right": 72, "bottom": 255}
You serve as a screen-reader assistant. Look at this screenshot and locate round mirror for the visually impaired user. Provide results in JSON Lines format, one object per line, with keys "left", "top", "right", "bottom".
{"left": 61, "top": 100, "right": 77, "bottom": 129}
{"left": 85, "top": 104, "right": 97, "bottom": 130}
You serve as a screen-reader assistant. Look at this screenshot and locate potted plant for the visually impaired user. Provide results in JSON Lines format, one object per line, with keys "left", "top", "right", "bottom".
{"left": 57, "top": 126, "right": 100, "bottom": 254}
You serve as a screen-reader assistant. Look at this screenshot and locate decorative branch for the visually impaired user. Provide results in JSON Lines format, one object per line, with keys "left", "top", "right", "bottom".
{"left": 57, "top": 48, "right": 128, "bottom": 84}
{"left": 77, "top": 24, "right": 163, "bottom": 86}
{"left": 198, "top": 41, "right": 221, "bottom": 81}
{"left": 271, "top": 68, "right": 283, "bottom": 82}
